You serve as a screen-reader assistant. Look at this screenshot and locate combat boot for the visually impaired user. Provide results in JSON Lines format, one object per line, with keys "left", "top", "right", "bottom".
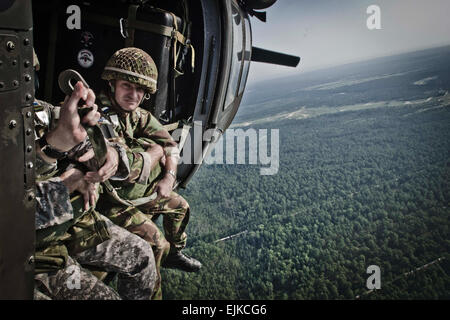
{"left": 162, "top": 250, "right": 202, "bottom": 272}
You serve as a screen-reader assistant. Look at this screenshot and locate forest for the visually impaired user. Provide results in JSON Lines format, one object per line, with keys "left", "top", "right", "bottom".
{"left": 159, "top": 46, "right": 450, "bottom": 300}
{"left": 159, "top": 99, "right": 449, "bottom": 299}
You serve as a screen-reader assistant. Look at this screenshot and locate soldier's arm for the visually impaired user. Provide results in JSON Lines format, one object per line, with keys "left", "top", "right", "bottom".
{"left": 111, "top": 112, "right": 170, "bottom": 184}
{"left": 140, "top": 113, "right": 180, "bottom": 160}
{"left": 141, "top": 112, "right": 180, "bottom": 171}
{"left": 36, "top": 82, "right": 99, "bottom": 164}
{"left": 114, "top": 142, "right": 163, "bottom": 185}
{"left": 145, "top": 143, "right": 164, "bottom": 169}
{"left": 154, "top": 153, "right": 177, "bottom": 198}
{"left": 108, "top": 112, "right": 178, "bottom": 185}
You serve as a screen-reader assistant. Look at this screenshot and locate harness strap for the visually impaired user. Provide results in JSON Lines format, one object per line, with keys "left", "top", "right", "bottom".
{"left": 84, "top": 12, "right": 186, "bottom": 45}
{"left": 178, "top": 123, "right": 192, "bottom": 152}
{"left": 137, "top": 151, "right": 152, "bottom": 184}
{"left": 84, "top": 11, "right": 194, "bottom": 70}
{"left": 103, "top": 180, "right": 157, "bottom": 207}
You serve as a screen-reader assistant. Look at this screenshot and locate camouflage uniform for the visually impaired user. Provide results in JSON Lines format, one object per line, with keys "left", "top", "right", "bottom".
{"left": 97, "top": 92, "right": 189, "bottom": 251}
{"left": 96, "top": 92, "right": 192, "bottom": 298}
{"left": 95, "top": 47, "right": 198, "bottom": 297}
{"left": 34, "top": 256, "right": 121, "bottom": 300}
{"left": 34, "top": 179, "right": 120, "bottom": 300}
{"left": 33, "top": 99, "right": 158, "bottom": 300}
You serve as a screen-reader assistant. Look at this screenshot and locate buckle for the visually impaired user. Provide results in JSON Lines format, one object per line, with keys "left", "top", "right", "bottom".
{"left": 119, "top": 18, "right": 129, "bottom": 38}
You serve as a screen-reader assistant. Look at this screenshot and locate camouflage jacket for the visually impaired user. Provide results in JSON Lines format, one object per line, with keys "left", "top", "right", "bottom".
{"left": 97, "top": 93, "right": 180, "bottom": 201}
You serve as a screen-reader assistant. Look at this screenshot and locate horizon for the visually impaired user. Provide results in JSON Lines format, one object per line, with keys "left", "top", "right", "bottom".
{"left": 245, "top": 43, "right": 450, "bottom": 89}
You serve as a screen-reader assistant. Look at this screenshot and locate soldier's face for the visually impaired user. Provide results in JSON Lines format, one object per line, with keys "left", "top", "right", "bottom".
{"left": 114, "top": 79, "right": 145, "bottom": 112}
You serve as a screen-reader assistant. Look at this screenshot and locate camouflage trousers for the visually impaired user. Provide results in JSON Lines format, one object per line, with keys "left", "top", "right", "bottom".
{"left": 34, "top": 256, "right": 121, "bottom": 300}
{"left": 98, "top": 189, "right": 190, "bottom": 299}
{"left": 35, "top": 216, "right": 157, "bottom": 300}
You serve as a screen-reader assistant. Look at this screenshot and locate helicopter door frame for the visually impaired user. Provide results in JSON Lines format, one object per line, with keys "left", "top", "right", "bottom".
{"left": 238, "top": 13, "right": 252, "bottom": 97}
{"left": 178, "top": 0, "right": 253, "bottom": 187}
{"left": 223, "top": 1, "right": 246, "bottom": 111}
{"left": 178, "top": 0, "right": 223, "bottom": 187}
{"left": 209, "top": 0, "right": 251, "bottom": 131}
{"left": 0, "top": 0, "right": 36, "bottom": 300}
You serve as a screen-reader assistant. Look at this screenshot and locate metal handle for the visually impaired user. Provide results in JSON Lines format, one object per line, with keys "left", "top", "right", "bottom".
{"left": 58, "top": 69, "right": 90, "bottom": 96}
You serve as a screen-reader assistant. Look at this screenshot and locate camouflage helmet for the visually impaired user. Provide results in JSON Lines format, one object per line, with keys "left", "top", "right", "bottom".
{"left": 101, "top": 47, "right": 158, "bottom": 94}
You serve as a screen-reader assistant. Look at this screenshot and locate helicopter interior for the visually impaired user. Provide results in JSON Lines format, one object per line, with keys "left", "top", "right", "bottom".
{"left": 32, "top": 0, "right": 259, "bottom": 187}
{"left": 0, "top": 0, "right": 299, "bottom": 299}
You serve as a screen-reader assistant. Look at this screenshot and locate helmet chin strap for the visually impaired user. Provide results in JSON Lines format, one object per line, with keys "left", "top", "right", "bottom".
{"left": 108, "top": 81, "right": 125, "bottom": 112}
{"left": 139, "top": 93, "right": 151, "bottom": 105}
{"left": 108, "top": 81, "right": 115, "bottom": 93}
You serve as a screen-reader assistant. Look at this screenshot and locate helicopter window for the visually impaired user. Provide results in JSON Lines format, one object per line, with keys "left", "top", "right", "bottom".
{"left": 224, "top": 4, "right": 244, "bottom": 109}
{"left": 239, "top": 15, "right": 251, "bottom": 95}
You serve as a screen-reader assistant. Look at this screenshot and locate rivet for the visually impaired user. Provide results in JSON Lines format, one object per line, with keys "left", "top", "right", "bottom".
{"left": 9, "top": 120, "right": 17, "bottom": 129}
{"left": 26, "top": 128, "right": 32, "bottom": 135}
{"left": 28, "top": 256, "right": 35, "bottom": 265}
{"left": 23, "top": 38, "right": 30, "bottom": 46}
{"left": 27, "top": 191, "right": 35, "bottom": 201}
{"left": 24, "top": 60, "right": 31, "bottom": 68}
{"left": 24, "top": 74, "right": 31, "bottom": 82}
{"left": 26, "top": 111, "right": 32, "bottom": 118}
{"left": 6, "top": 41, "right": 15, "bottom": 51}
{"left": 12, "top": 80, "right": 19, "bottom": 87}
{"left": 26, "top": 145, "right": 33, "bottom": 152}
{"left": 27, "top": 162, "right": 33, "bottom": 169}
{"left": 25, "top": 93, "right": 32, "bottom": 101}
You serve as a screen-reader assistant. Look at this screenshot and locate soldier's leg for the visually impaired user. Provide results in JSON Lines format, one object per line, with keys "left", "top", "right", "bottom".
{"left": 127, "top": 219, "right": 169, "bottom": 300}
{"left": 34, "top": 256, "right": 121, "bottom": 300}
{"left": 34, "top": 288, "right": 52, "bottom": 300}
{"left": 141, "top": 192, "right": 201, "bottom": 272}
{"left": 73, "top": 216, "right": 157, "bottom": 300}
{"left": 98, "top": 204, "right": 170, "bottom": 299}
{"left": 141, "top": 191, "right": 190, "bottom": 250}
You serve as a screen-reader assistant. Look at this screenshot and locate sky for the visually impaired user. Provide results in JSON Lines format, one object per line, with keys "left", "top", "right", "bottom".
{"left": 247, "top": 0, "right": 450, "bottom": 83}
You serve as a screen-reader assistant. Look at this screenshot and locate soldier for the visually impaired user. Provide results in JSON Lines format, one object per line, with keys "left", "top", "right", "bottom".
{"left": 33, "top": 75, "right": 158, "bottom": 299}
{"left": 94, "top": 47, "right": 202, "bottom": 297}
{"left": 34, "top": 175, "right": 157, "bottom": 300}
{"left": 35, "top": 178, "right": 120, "bottom": 300}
